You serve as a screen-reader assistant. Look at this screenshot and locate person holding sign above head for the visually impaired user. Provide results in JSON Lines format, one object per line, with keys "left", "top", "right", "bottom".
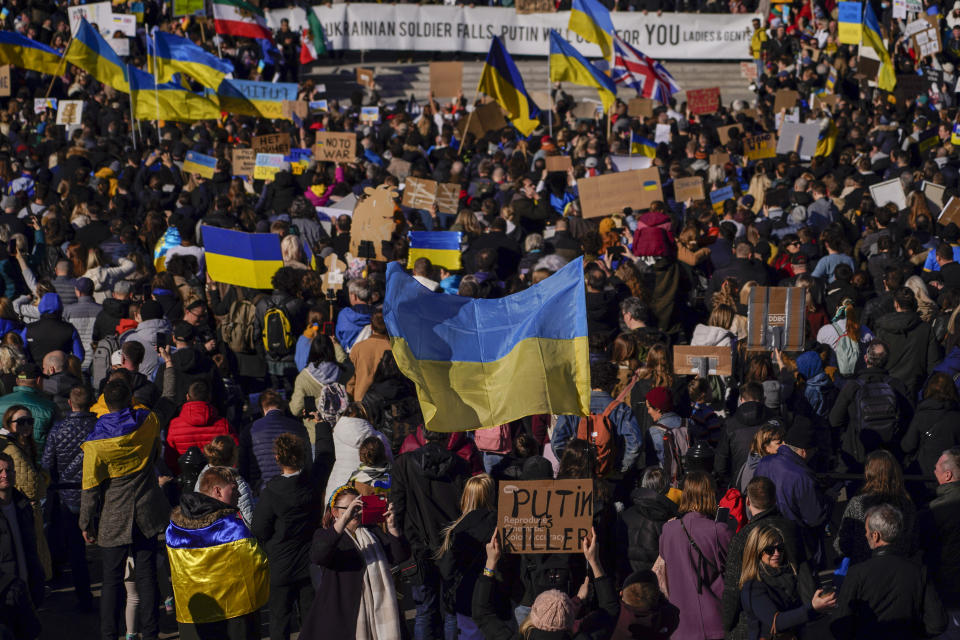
{"left": 473, "top": 527, "right": 619, "bottom": 640}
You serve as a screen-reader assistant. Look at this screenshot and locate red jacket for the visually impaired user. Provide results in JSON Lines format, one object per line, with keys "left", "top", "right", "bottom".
{"left": 165, "top": 401, "right": 236, "bottom": 472}
{"left": 399, "top": 424, "right": 483, "bottom": 475}
{"left": 631, "top": 211, "right": 675, "bottom": 257}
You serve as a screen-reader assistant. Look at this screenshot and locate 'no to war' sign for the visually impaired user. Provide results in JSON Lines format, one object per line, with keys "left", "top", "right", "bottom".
{"left": 497, "top": 479, "right": 593, "bottom": 554}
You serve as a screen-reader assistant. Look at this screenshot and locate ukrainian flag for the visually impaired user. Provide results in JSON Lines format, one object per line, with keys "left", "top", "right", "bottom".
{"left": 549, "top": 30, "right": 616, "bottom": 114}
{"left": 65, "top": 18, "right": 128, "bottom": 93}
{"left": 477, "top": 36, "right": 541, "bottom": 137}
{"left": 631, "top": 134, "right": 657, "bottom": 157}
{"left": 201, "top": 225, "right": 283, "bottom": 290}
{"left": 568, "top": 0, "right": 615, "bottom": 61}
{"left": 951, "top": 123, "right": 960, "bottom": 146}
{"left": 166, "top": 516, "right": 269, "bottom": 624}
{"left": 81, "top": 408, "right": 160, "bottom": 491}
{"left": 837, "top": 1, "right": 862, "bottom": 45}
{"left": 154, "top": 226, "right": 180, "bottom": 272}
{"left": 863, "top": 2, "right": 896, "bottom": 92}
{"left": 384, "top": 257, "right": 590, "bottom": 432}
{"left": 0, "top": 31, "right": 62, "bottom": 75}
{"left": 183, "top": 150, "right": 218, "bottom": 179}
{"left": 147, "top": 29, "right": 234, "bottom": 91}
{"left": 129, "top": 66, "right": 220, "bottom": 122}
{"left": 407, "top": 231, "right": 463, "bottom": 271}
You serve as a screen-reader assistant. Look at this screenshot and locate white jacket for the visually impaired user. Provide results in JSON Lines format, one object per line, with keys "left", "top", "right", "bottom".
{"left": 324, "top": 416, "right": 391, "bottom": 505}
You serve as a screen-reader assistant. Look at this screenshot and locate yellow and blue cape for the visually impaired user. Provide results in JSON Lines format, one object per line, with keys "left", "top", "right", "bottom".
{"left": 384, "top": 256, "right": 590, "bottom": 432}
{"left": 477, "top": 36, "right": 541, "bottom": 137}
{"left": 200, "top": 225, "right": 283, "bottom": 290}
{"left": 406, "top": 231, "right": 462, "bottom": 272}
{"left": 166, "top": 515, "right": 269, "bottom": 624}
{"left": 568, "top": 0, "right": 615, "bottom": 61}
{"left": 65, "top": 18, "right": 129, "bottom": 93}
{"left": 549, "top": 30, "right": 617, "bottom": 114}
{"left": 0, "top": 31, "right": 62, "bottom": 75}
{"left": 147, "top": 28, "right": 234, "bottom": 91}
{"left": 81, "top": 408, "right": 159, "bottom": 490}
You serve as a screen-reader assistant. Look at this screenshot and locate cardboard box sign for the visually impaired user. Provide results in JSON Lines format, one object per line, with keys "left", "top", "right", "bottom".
{"left": 773, "top": 89, "right": 800, "bottom": 113}
{"left": 349, "top": 184, "right": 398, "bottom": 261}
{"left": 231, "top": 149, "right": 256, "bottom": 176}
{"left": 252, "top": 133, "right": 291, "bottom": 155}
{"left": 673, "top": 345, "right": 733, "bottom": 376}
{"left": 0, "top": 66, "right": 10, "bottom": 98}
{"left": 717, "top": 124, "right": 742, "bottom": 145}
{"left": 456, "top": 102, "right": 508, "bottom": 139}
{"left": 498, "top": 479, "right": 593, "bottom": 554}
{"left": 515, "top": 0, "right": 555, "bottom": 14}
{"left": 744, "top": 133, "right": 777, "bottom": 160}
{"left": 746, "top": 287, "right": 806, "bottom": 351}
{"left": 429, "top": 62, "right": 463, "bottom": 98}
{"left": 687, "top": 87, "right": 721, "bottom": 115}
{"left": 402, "top": 178, "right": 461, "bottom": 214}
{"left": 356, "top": 67, "right": 375, "bottom": 89}
{"left": 673, "top": 176, "right": 705, "bottom": 202}
{"left": 628, "top": 97, "right": 655, "bottom": 118}
{"left": 578, "top": 168, "right": 662, "bottom": 218}
{"left": 709, "top": 151, "right": 731, "bottom": 166}
{"left": 545, "top": 155, "right": 572, "bottom": 173}
{"left": 313, "top": 131, "right": 357, "bottom": 163}
{"left": 939, "top": 197, "right": 960, "bottom": 227}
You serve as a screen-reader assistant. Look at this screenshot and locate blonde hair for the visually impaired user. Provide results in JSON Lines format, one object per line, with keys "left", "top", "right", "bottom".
{"left": 708, "top": 304, "right": 735, "bottom": 330}
{"left": 750, "top": 423, "right": 786, "bottom": 456}
{"left": 0, "top": 344, "right": 25, "bottom": 375}
{"left": 905, "top": 275, "right": 937, "bottom": 323}
{"left": 637, "top": 343, "right": 675, "bottom": 388}
{"left": 434, "top": 474, "right": 496, "bottom": 559}
{"left": 739, "top": 524, "right": 794, "bottom": 589}
{"left": 281, "top": 234, "right": 306, "bottom": 265}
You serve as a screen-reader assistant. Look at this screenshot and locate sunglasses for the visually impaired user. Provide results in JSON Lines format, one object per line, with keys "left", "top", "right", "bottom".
{"left": 11, "top": 417, "right": 34, "bottom": 426}
{"left": 762, "top": 544, "right": 785, "bottom": 556}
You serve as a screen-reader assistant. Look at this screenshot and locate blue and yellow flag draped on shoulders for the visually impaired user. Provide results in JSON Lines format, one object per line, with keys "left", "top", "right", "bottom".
{"left": 65, "top": 18, "right": 129, "bottom": 93}
{"left": 384, "top": 257, "right": 590, "bottom": 432}
{"left": 549, "top": 30, "right": 617, "bottom": 113}
{"left": 0, "top": 31, "right": 62, "bottom": 75}
{"left": 147, "top": 28, "right": 234, "bottom": 91}
{"left": 568, "top": 0, "right": 615, "bottom": 61}
{"left": 81, "top": 408, "right": 159, "bottom": 490}
{"left": 477, "top": 36, "right": 540, "bottom": 137}
{"left": 166, "top": 514, "right": 269, "bottom": 624}
{"left": 201, "top": 225, "right": 283, "bottom": 290}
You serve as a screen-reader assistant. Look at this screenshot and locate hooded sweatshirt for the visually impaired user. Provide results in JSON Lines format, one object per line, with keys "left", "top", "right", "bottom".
{"left": 874, "top": 310, "right": 941, "bottom": 397}
{"left": 334, "top": 304, "right": 372, "bottom": 352}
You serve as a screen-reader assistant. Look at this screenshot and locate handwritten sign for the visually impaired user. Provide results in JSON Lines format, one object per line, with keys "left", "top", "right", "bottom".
{"left": 498, "top": 479, "right": 593, "bottom": 554}
{"left": 252, "top": 133, "right": 291, "bottom": 155}
{"left": 515, "top": 0, "right": 556, "bottom": 13}
{"left": 313, "top": 131, "right": 356, "bottom": 163}
{"left": 435, "top": 183, "right": 460, "bottom": 215}
{"left": 628, "top": 97, "right": 654, "bottom": 118}
{"left": 56, "top": 100, "right": 84, "bottom": 125}
{"left": 33, "top": 98, "right": 56, "bottom": 114}
{"left": 673, "top": 176, "right": 705, "bottom": 202}
{"left": 740, "top": 61, "right": 758, "bottom": 80}
{"left": 747, "top": 286, "right": 806, "bottom": 351}
{"left": 744, "top": 133, "right": 777, "bottom": 160}
{"left": 579, "top": 168, "right": 662, "bottom": 218}
{"left": 429, "top": 62, "right": 463, "bottom": 98}
{"left": 0, "top": 66, "right": 9, "bottom": 98}
{"left": 356, "top": 68, "right": 375, "bottom": 89}
{"left": 403, "top": 177, "right": 439, "bottom": 210}
{"left": 687, "top": 87, "right": 720, "bottom": 115}
{"left": 281, "top": 100, "right": 308, "bottom": 121}
{"left": 232, "top": 148, "right": 256, "bottom": 176}
{"left": 253, "top": 153, "right": 286, "bottom": 181}
{"left": 545, "top": 155, "right": 572, "bottom": 172}
{"left": 710, "top": 185, "right": 735, "bottom": 213}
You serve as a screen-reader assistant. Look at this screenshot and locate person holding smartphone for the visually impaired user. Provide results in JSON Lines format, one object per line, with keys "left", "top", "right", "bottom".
{"left": 299, "top": 485, "right": 408, "bottom": 640}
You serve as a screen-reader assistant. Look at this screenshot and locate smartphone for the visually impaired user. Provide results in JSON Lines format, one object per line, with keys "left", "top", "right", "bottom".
{"left": 156, "top": 332, "right": 169, "bottom": 349}
{"left": 715, "top": 506, "right": 730, "bottom": 523}
{"left": 360, "top": 495, "right": 388, "bottom": 526}
{"left": 303, "top": 395, "right": 317, "bottom": 414}
{"left": 818, "top": 575, "right": 836, "bottom": 596}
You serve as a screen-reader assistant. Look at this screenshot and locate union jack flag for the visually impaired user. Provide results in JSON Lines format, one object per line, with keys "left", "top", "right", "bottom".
{"left": 610, "top": 34, "right": 681, "bottom": 104}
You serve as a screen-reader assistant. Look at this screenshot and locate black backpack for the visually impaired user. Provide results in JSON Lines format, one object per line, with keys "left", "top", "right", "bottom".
{"left": 525, "top": 553, "right": 573, "bottom": 598}
{"left": 847, "top": 377, "right": 900, "bottom": 463}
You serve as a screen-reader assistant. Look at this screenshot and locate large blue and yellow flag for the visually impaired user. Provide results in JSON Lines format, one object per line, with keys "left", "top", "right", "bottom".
{"left": 215, "top": 78, "right": 299, "bottom": 120}
{"left": 407, "top": 231, "right": 463, "bottom": 271}
{"left": 200, "top": 225, "right": 283, "bottom": 290}
{"left": 129, "top": 66, "right": 220, "bottom": 122}
{"left": 863, "top": 2, "right": 895, "bottom": 92}
{"left": 568, "top": 0, "right": 615, "bottom": 61}
{"left": 147, "top": 28, "right": 234, "bottom": 91}
{"left": 166, "top": 514, "right": 269, "bottom": 624}
{"left": 0, "top": 31, "right": 62, "bottom": 75}
{"left": 81, "top": 408, "right": 160, "bottom": 490}
{"left": 549, "top": 30, "right": 617, "bottom": 114}
{"left": 477, "top": 36, "right": 541, "bottom": 137}
{"left": 65, "top": 18, "right": 129, "bottom": 92}
{"left": 384, "top": 257, "right": 590, "bottom": 432}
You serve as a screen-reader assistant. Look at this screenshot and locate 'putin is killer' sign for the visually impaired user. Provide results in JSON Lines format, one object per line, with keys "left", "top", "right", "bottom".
{"left": 497, "top": 479, "right": 593, "bottom": 553}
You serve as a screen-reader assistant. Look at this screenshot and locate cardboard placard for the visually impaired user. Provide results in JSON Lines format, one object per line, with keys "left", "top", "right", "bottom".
{"left": 571, "top": 100, "right": 603, "bottom": 120}
{"left": 939, "top": 197, "right": 960, "bottom": 227}
{"left": 387, "top": 157, "right": 412, "bottom": 181}
{"left": 231, "top": 148, "right": 256, "bottom": 176}
{"left": 322, "top": 253, "right": 347, "bottom": 292}
{"left": 456, "top": 102, "right": 508, "bottom": 138}
{"left": 717, "top": 124, "right": 742, "bottom": 145}
{"left": 56, "top": 100, "right": 83, "bottom": 125}
{"left": 435, "top": 183, "right": 460, "bottom": 215}
{"left": 687, "top": 87, "right": 720, "bottom": 115}
{"left": 740, "top": 61, "right": 758, "bottom": 80}
{"left": 628, "top": 97, "right": 655, "bottom": 118}
{"left": 498, "top": 479, "right": 593, "bottom": 554}
{"left": 429, "top": 62, "right": 463, "bottom": 98}
{"left": 402, "top": 176, "right": 439, "bottom": 210}
{"left": 923, "top": 180, "right": 946, "bottom": 214}
{"left": 356, "top": 67, "right": 375, "bottom": 89}
{"left": 673, "top": 176, "right": 705, "bottom": 202}
{"left": 813, "top": 93, "right": 839, "bottom": 111}
{"left": 578, "top": 168, "right": 662, "bottom": 218}
{"left": 349, "top": 184, "right": 398, "bottom": 261}
{"left": 746, "top": 286, "right": 806, "bottom": 351}
{"left": 281, "top": 100, "right": 308, "bottom": 121}
{"left": 776, "top": 122, "right": 819, "bottom": 159}
{"left": 744, "top": 133, "right": 777, "bottom": 160}
{"left": 313, "top": 131, "right": 357, "bottom": 163}
{"left": 545, "top": 155, "right": 572, "bottom": 173}
{"left": 869, "top": 178, "right": 907, "bottom": 210}
{"left": 253, "top": 153, "right": 286, "bottom": 181}
{"left": 911, "top": 15, "right": 941, "bottom": 57}
{"left": 673, "top": 345, "right": 733, "bottom": 376}
{"left": 709, "top": 151, "right": 731, "bottom": 166}
{"left": 0, "top": 66, "right": 10, "bottom": 98}
{"left": 773, "top": 89, "right": 800, "bottom": 113}
{"left": 252, "top": 133, "right": 291, "bottom": 155}
{"left": 111, "top": 36, "right": 129, "bottom": 56}
{"left": 515, "top": 0, "right": 555, "bottom": 13}
{"left": 33, "top": 98, "right": 56, "bottom": 114}
{"left": 609, "top": 155, "right": 653, "bottom": 171}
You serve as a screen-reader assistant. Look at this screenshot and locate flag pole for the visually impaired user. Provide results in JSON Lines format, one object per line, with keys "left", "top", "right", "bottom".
{"left": 547, "top": 57, "right": 553, "bottom": 139}
{"left": 152, "top": 28, "right": 161, "bottom": 144}
{"left": 129, "top": 91, "right": 137, "bottom": 149}
{"left": 459, "top": 88, "right": 480, "bottom": 158}
{"left": 45, "top": 33, "right": 73, "bottom": 98}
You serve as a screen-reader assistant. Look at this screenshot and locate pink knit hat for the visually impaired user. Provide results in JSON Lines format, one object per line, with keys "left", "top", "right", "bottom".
{"left": 529, "top": 589, "right": 575, "bottom": 632}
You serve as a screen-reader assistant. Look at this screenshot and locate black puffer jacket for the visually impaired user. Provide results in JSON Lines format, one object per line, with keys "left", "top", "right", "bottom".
{"left": 251, "top": 470, "right": 322, "bottom": 585}
{"left": 873, "top": 311, "right": 942, "bottom": 397}
{"left": 901, "top": 398, "right": 960, "bottom": 478}
{"left": 616, "top": 487, "right": 677, "bottom": 576}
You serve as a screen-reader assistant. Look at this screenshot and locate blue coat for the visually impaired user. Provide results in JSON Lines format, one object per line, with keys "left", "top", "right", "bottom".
{"left": 240, "top": 409, "right": 309, "bottom": 494}
{"left": 334, "top": 304, "right": 372, "bottom": 352}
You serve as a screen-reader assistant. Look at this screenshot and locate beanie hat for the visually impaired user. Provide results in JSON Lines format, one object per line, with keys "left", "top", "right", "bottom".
{"left": 784, "top": 420, "right": 816, "bottom": 450}
{"left": 645, "top": 386, "right": 673, "bottom": 412}
{"left": 529, "top": 589, "right": 575, "bottom": 632}
{"left": 140, "top": 300, "right": 164, "bottom": 321}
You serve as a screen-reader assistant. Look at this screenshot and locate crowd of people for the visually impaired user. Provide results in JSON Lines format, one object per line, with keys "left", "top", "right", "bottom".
{"left": 1, "top": 0, "right": 960, "bottom": 639}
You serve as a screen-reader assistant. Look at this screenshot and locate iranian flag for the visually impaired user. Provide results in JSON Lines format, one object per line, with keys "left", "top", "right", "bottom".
{"left": 212, "top": 0, "right": 273, "bottom": 42}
